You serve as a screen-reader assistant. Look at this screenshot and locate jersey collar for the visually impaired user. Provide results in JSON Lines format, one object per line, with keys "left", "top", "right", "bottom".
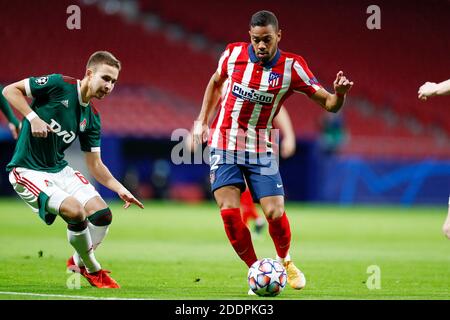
{"left": 77, "top": 80, "right": 89, "bottom": 107}
{"left": 247, "top": 44, "right": 281, "bottom": 69}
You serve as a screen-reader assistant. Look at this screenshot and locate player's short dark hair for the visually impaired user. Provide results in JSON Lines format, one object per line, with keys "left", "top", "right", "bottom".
{"left": 86, "top": 51, "right": 121, "bottom": 71}
{"left": 250, "top": 10, "right": 279, "bottom": 31}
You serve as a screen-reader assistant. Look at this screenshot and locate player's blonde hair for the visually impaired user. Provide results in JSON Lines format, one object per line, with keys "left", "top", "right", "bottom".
{"left": 86, "top": 51, "right": 121, "bottom": 71}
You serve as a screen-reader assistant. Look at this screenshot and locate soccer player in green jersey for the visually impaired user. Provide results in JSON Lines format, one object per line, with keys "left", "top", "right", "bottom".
{"left": 2, "top": 51, "right": 144, "bottom": 288}
{"left": 0, "top": 85, "right": 21, "bottom": 139}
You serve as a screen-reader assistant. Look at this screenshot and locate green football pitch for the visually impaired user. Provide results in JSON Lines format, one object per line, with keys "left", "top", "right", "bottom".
{"left": 0, "top": 198, "right": 448, "bottom": 300}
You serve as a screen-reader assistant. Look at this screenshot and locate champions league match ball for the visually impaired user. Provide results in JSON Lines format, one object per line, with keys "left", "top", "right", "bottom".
{"left": 247, "top": 258, "right": 287, "bottom": 297}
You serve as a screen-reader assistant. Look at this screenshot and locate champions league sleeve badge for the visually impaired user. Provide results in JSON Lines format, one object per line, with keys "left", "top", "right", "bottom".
{"left": 35, "top": 76, "right": 49, "bottom": 85}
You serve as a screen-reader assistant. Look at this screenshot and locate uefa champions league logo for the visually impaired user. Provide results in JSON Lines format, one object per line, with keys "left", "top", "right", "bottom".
{"left": 35, "top": 77, "right": 49, "bottom": 86}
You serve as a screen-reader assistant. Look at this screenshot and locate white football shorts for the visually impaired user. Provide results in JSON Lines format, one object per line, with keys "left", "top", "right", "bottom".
{"left": 9, "top": 166, "right": 100, "bottom": 216}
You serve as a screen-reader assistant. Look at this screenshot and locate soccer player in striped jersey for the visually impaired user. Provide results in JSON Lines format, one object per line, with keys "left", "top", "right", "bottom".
{"left": 0, "top": 85, "right": 21, "bottom": 139}
{"left": 3, "top": 51, "right": 144, "bottom": 288}
{"left": 186, "top": 84, "right": 296, "bottom": 236}
{"left": 193, "top": 10, "right": 353, "bottom": 292}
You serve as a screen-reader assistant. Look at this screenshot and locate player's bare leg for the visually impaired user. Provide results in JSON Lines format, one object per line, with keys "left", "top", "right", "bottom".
{"left": 214, "top": 186, "right": 258, "bottom": 268}
{"left": 260, "top": 195, "right": 306, "bottom": 290}
{"left": 61, "top": 196, "right": 118, "bottom": 288}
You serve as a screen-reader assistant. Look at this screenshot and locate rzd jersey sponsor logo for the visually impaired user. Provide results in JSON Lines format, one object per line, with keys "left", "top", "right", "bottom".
{"left": 49, "top": 119, "right": 76, "bottom": 144}
{"left": 232, "top": 83, "right": 274, "bottom": 105}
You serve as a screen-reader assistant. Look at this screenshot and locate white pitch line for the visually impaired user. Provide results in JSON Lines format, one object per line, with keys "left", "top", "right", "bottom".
{"left": 0, "top": 291, "right": 150, "bottom": 300}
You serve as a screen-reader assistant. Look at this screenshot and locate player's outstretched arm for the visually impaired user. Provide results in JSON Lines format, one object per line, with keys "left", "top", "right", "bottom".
{"left": 85, "top": 151, "right": 144, "bottom": 209}
{"left": 193, "top": 71, "right": 227, "bottom": 146}
{"left": 2, "top": 80, "right": 51, "bottom": 138}
{"left": 273, "top": 105, "right": 296, "bottom": 159}
{"left": 418, "top": 79, "right": 450, "bottom": 100}
{"left": 310, "top": 71, "right": 354, "bottom": 113}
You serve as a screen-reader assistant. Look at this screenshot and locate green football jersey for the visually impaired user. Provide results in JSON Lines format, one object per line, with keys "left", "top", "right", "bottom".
{"left": 0, "top": 85, "right": 20, "bottom": 127}
{"left": 6, "top": 74, "right": 101, "bottom": 173}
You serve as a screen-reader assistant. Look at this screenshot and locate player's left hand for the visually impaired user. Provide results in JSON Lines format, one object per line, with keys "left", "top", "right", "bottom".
{"left": 418, "top": 82, "right": 437, "bottom": 100}
{"left": 333, "top": 71, "right": 354, "bottom": 96}
{"left": 118, "top": 187, "right": 144, "bottom": 209}
{"left": 443, "top": 216, "right": 450, "bottom": 240}
{"left": 8, "top": 122, "right": 21, "bottom": 140}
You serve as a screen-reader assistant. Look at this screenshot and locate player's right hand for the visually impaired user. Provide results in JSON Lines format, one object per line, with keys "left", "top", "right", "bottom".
{"left": 184, "top": 131, "right": 195, "bottom": 153}
{"left": 30, "top": 117, "right": 52, "bottom": 138}
{"left": 192, "top": 120, "right": 209, "bottom": 145}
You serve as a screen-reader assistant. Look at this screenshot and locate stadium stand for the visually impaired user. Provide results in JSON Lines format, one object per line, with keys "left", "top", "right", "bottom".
{"left": 1, "top": 0, "right": 449, "bottom": 159}
{"left": 139, "top": 0, "right": 450, "bottom": 157}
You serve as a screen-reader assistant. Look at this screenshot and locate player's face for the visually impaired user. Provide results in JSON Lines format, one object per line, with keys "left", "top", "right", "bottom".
{"left": 88, "top": 64, "right": 119, "bottom": 99}
{"left": 249, "top": 24, "right": 281, "bottom": 63}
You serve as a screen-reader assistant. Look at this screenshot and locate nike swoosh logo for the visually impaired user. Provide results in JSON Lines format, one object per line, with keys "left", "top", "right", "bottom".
{"left": 277, "top": 184, "right": 283, "bottom": 188}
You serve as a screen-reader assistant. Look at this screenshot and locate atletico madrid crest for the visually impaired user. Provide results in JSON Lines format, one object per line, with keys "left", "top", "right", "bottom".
{"left": 268, "top": 72, "right": 281, "bottom": 87}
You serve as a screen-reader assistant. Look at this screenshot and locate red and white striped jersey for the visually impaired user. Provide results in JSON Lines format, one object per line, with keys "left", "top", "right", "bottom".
{"left": 208, "top": 42, "right": 322, "bottom": 152}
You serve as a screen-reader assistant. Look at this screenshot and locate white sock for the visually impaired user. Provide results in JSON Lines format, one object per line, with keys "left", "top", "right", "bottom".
{"left": 276, "top": 253, "right": 291, "bottom": 264}
{"left": 67, "top": 227, "right": 101, "bottom": 273}
{"left": 72, "top": 223, "right": 109, "bottom": 267}
{"left": 88, "top": 222, "right": 110, "bottom": 250}
{"left": 73, "top": 252, "right": 84, "bottom": 267}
